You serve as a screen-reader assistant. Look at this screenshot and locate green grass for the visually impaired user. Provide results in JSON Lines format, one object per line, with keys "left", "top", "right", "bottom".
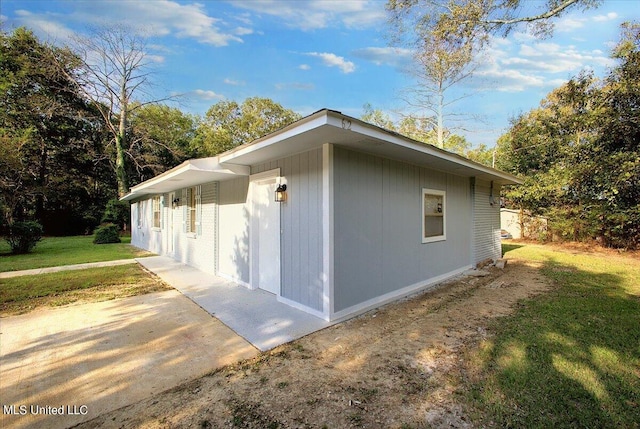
{"left": 0, "top": 264, "right": 170, "bottom": 315}
{"left": 0, "top": 235, "right": 153, "bottom": 272}
{"left": 464, "top": 243, "right": 640, "bottom": 428}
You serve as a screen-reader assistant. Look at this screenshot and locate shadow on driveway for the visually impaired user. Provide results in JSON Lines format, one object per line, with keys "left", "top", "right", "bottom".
{"left": 0, "top": 290, "right": 258, "bottom": 429}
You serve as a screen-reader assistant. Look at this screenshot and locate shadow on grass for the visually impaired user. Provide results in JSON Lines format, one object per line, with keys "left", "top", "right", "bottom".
{"left": 465, "top": 255, "right": 640, "bottom": 428}
{"left": 501, "top": 242, "right": 524, "bottom": 256}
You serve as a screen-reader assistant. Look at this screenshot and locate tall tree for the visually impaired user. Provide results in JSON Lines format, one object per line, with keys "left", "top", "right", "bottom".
{"left": 0, "top": 27, "right": 107, "bottom": 232}
{"left": 193, "top": 98, "right": 301, "bottom": 156}
{"left": 498, "top": 21, "right": 640, "bottom": 247}
{"left": 386, "top": 0, "right": 601, "bottom": 147}
{"left": 67, "top": 25, "right": 168, "bottom": 197}
{"left": 128, "top": 104, "right": 197, "bottom": 184}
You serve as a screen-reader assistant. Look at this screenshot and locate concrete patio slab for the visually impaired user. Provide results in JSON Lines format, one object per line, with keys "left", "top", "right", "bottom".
{"left": 137, "top": 256, "right": 332, "bottom": 351}
{"left": 0, "top": 290, "right": 258, "bottom": 429}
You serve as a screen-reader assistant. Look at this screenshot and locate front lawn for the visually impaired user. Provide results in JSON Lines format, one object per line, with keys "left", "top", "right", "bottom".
{"left": 0, "top": 264, "right": 171, "bottom": 316}
{"left": 463, "top": 244, "right": 640, "bottom": 428}
{"left": 0, "top": 235, "right": 154, "bottom": 272}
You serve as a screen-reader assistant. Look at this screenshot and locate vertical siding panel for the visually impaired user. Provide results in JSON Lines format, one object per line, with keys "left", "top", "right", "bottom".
{"left": 291, "top": 153, "right": 301, "bottom": 303}
{"left": 474, "top": 180, "right": 501, "bottom": 264}
{"left": 333, "top": 147, "right": 472, "bottom": 313}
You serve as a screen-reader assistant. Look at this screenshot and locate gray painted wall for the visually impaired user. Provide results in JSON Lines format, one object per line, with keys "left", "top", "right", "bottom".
{"left": 473, "top": 179, "right": 502, "bottom": 264}
{"left": 332, "top": 146, "right": 472, "bottom": 313}
{"left": 251, "top": 148, "right": 324, "bottom": 312}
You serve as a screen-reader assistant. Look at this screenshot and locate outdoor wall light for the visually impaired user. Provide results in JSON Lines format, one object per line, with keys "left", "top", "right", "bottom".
{"left": 275, "top": 184, "right": 287, "bottom": 202}
{"left": 172, "top": 197, "right": 180, "bottom": 208}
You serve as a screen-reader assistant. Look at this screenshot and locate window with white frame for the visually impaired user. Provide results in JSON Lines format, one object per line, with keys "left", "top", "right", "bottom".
{"left": 136, "top": 201, "right": 143, "bottom": 228}
{"left": 422, "top": 188, "right": 446, "bottom": 243}
{"left": 152, "top": 196, "right": 161, "bottom": 229}
{"left": 188, "top": 188, "right": 196, "bottom": 233}
{"left": 184, "top": 186, "right": 201, "bottom": 235}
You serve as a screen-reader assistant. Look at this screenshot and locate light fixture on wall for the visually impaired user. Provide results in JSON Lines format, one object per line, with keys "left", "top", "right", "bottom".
{"left": 172, "top": 197, "right": 180, "bottom": 208}
{"left": 275, "top": 184, "right": 287, "bottom": 202}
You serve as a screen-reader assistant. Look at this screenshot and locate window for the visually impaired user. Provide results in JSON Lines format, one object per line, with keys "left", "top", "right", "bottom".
{"left": 152, "top": 196, "right": 161, "bottom": 229}
{"left": 184, "top": 186, "right": 201, "bottom": 235}
{"left": 136, "top": 201, "right": 143, "bottom": 228}
{"left": 422, "top": 188, "right": 446, "bottom": 243}
{"left": 188, "top": 188, "right": 196, "bottom": 233}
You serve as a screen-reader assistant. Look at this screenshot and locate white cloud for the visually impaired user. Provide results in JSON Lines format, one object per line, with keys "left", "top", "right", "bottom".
{"left": 306, "top": 52, "right": 356, "bottom": 73}
{"left": 227, "top": 0, "right": 384, "bottom": 30}
{"left": 351, "top": 47, "right": 413, "bottom": 67}
{"left": 189, "top": 89, "right": 225, "bottom": 100}
{"left": 12, "top": 10, "right": 76, "bottom": 43}
{"left": 556, "top": 17, "right": 587, "bottom": 32}
{"left": 299, "top": 64, "right": 311, "bottom": 70}
{"left": 593, "top": 12, "right": 618, "bottom": 22}
{"left": 13, "top": 1, "right": 247, "bottom": 47}
{"left": 474, "top": 35, "right": 616, "bottom": 93}
{"left": 475, "top": 66, "right": 545, "bottom": 92}
{"left": 147, "top": 54, "right": 166, "bottom": 64}
{"left": 224, "top": 78, "right": 245, "bottom": 86}
{"left": 234, "top": 27, "right": 253, "bottom": 36}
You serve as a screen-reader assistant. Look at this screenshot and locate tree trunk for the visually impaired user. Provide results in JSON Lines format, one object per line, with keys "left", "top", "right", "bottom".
{"left": 115, "top": 107, "right": 129, "bottom": 198}
{"left": 437, "top": 82, "right": 444, "bottom": 148}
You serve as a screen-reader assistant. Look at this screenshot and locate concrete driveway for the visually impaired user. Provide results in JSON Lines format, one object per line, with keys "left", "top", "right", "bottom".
{"left": 0, "top": 290, "right": 258, "bottom": 429}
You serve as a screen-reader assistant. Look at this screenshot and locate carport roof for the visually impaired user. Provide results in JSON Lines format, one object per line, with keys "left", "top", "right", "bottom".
{"left": 121, "top": 109, "right": 521, "bottom": 201}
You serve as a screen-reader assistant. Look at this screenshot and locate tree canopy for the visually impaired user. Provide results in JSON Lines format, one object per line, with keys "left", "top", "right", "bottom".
{"left": 0, "top": 27, "right": 110, "bottom": 234}
{"left": 386, "top": 0, "right": 601, "bottom": 148}
{"left": 498, "top": 22, "right": 640, "bottom": 248}
{"left": 193, "top": 97, "right": 301, "bottom": 156}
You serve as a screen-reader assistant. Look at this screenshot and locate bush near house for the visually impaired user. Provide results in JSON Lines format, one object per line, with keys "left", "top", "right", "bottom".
{"left": 5, "top": 221, "right": 43, "bottom": 254}
{"left": 93, "top": 224, "right": 121, "bottom": 244}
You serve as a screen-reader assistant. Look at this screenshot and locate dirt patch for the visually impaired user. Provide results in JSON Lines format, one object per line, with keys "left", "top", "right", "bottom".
{"left": 77, "top": 258, "right": 551, "bottom": 429}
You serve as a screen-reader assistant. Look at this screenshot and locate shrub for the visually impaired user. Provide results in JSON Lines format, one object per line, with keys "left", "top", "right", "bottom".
{"left": 93, "top": 223, "right": 121, "bottom": 244}
{"left": 5, "top": 221, "right": 43, "bottom": 254}
{"left": 101, "top": 199, "right": 130, "bottom": 231}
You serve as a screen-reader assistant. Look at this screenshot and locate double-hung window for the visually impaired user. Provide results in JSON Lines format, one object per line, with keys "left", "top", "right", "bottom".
{"left": 422, "top": 188, "right": 446, "bottom": 243}
{"left": 183, "top": 186, "right": 201, "bottom": 236}
{"left": 152, "top": 196, "right": 161, "bottom": 229}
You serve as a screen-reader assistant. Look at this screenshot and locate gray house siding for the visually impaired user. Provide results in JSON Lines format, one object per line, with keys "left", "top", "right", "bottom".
{"left": 333, "top": 146, "right": 472, "bottom": 314}
{"left": 251, "top": 148, "right": 324, "bottom": 313}
{"left": 473, "top": 179, "right": 502, "bottom": 264}
{"left": 217, "top": 177, "right": 250, "bottom": 284}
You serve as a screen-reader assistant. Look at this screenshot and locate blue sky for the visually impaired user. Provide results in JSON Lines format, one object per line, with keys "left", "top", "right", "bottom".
{"left": 1, "top": 0, "right": 637, "bottom": 147}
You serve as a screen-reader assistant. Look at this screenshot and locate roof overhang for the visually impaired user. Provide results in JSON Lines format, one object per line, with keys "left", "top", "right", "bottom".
{"left": 122, "top": 109, "right": 521, "bottom": 202}
{"left": 220, "top": 109, "right": 522, "bottom": 186}
{"left": 120, "top": 157, "right": 250, "bottom": 201}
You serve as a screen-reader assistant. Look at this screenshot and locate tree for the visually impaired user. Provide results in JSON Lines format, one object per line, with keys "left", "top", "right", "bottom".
{"left": 128, "top": 104, "right": 197, "bottom": 184}
{"left": 497, "top": 21, "right": 640, "bottom": 248}
{"left": 0, "top": 27, "right": 108, "bottom": 233}
{"left": 193, "top": 98, "right": 301, "bottom": 156}
{"left": 67, "top": 25, "right": 169, "bottom": 197}
{"left": 386, "top": 0, "right": 600, "bottom": 147}
{"left": 360, "top": 104, "right": 472, "bottom": 155}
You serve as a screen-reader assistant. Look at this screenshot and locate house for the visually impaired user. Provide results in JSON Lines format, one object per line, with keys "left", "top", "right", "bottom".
{"left": 122, "top": 109, "right": 522, "bottom": 322}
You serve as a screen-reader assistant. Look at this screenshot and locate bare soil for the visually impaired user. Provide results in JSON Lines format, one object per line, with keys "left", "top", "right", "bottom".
{"left": 75, "top": 255, "right": 551, "bottom": 429}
